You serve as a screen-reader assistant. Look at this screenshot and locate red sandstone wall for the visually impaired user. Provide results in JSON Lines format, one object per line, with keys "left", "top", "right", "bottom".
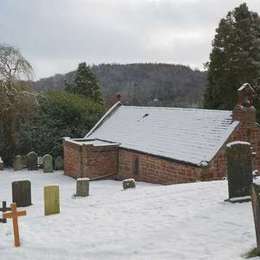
{"left": 64, "top": 141, "right": 81, "bottom": 178}
{"left": 118, "top": 149, "right": 202, "bottom": 185}
{"left": 81, "top": 145, "right": 118, "bottom": 179}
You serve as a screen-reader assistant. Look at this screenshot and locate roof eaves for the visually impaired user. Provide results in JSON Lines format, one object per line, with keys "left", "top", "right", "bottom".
{"left": 85, "top": 101, "right": 122, "bottom": 138}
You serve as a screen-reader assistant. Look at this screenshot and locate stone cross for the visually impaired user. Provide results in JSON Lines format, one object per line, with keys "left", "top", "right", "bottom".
{"left": 44, "top": 185, "right": 60, "bottom": 216}
{"left": 123, "top": 178, "right": 136, "bottom": 190}
{"left": 3, "top": 203, "right": 26, "bottom": 247}
{"left": 226, "top": 141, "right": 253, "bottom": 201}
{"left": 12, "top": 180, "right": 32, "bottom": 207}
{"left": 43, "top": 154, "right": 53, "bottom": 173}
{"left": 27, "top": 151, "right": 38, "bottom": 170}
{"left": 0, "top": 201, "right": 11, "bottom": 223}
{"left": 251, "top": 183, "right": 260, "bottom": 250}
{"left": 76, "top": 178, "right": 89, "bottom": 197}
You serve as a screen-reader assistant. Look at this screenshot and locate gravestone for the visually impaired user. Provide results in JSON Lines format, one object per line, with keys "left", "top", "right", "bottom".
{"left": 13, "top": 155, "right": 25, "bottom": 171}
{"left": 251, "top": 183, "right": 260, "bottom": 250}
{"left": 27, "top": 152, "right": 38, "bottom": 170}
{"left": 0, "top": 201, "right": 11, "bottom": 223}
{"left": 44, "top": 185, "right": 60, "bottom": 215}
{"left": 54, "top": 156, "right": 64, "bottom": 170}
{"left": 43, "top": 154, "right": 53, "bottom": 173}
{"left": 123, "top": 178, "right": 136, "bottom": 190}
{"left": 12, "top": 180, "right": 32, "bottom": 207}
{"left": 76, "top": 178, "right": 89, "bottom": 197}
{"left": 38, "top": 157, "right": 43, "bottom": 169}
{"left": 0, "top": 157, "right": 3, "bottom": 170}
{"left": 226, "top": 141, "right": 253, "bottom": 201}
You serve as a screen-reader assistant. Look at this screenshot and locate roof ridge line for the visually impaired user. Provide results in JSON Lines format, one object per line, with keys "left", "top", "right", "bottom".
{"left": 121, "top": 105, "right": 232, "bottom": 113}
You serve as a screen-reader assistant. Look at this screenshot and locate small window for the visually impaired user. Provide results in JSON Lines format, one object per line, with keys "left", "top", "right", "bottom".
{"left": 133, "top": 157, "right": 139, "bottom": 176}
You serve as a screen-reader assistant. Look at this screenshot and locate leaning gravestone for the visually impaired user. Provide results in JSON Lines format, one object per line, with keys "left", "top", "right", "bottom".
{"left": 43, "top": 154, "right": 53, "bottom": 173}
{"left": 226, "top": 141, "right": 253, "bottom": 202}
{"left": 13, "top": 155, "right": 25, "bottom": 171}
{"left": 54, "top": 156, "right": 64, "bottom": 170}
{"left": 44, "top": 185, "right": 60, "bottom": 215}
{"left": 12, "top": 180, "right": 32, "bottom": 207}
{"left": 76, "top": 178, "right": 89, "bottom": 197}
{"left": 123, "top": 178, "right": 136, "bottom": 190}
{"left": 251, "top": 183, "right": 260, "bottom": 251}
{"left": 0, "top": 157, "right": 3, "bottom": 170}
{"left": 27, "top": 152, "right": 38, "bottom": 170}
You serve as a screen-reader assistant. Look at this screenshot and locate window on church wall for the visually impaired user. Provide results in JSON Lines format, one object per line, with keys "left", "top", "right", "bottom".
{"left": 133, "top": 157, "right": 139, "bottom": 176}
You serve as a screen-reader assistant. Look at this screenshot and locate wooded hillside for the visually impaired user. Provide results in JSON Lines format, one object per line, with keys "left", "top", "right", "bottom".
{"left": 33, "top": 63, "right": 207, "bottom": 107}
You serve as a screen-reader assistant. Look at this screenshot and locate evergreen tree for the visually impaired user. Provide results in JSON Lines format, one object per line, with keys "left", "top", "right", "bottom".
{"left": 65, "top": 62, "right": 103, "bottom": 104}
{"left": 204, "top": 3, "right": 260, "bottom": 110}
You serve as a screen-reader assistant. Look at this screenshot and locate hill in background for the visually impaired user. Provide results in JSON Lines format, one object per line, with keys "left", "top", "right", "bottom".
{"left": 33, "top": 63, "right": 207, "bottom": 108}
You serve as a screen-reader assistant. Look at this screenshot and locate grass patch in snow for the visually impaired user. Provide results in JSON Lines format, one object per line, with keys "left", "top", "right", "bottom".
{"left": 245, "top": 247, "right": 260, "bottom": 258}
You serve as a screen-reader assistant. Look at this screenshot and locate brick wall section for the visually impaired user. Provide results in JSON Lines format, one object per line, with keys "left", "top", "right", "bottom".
{"left": 64, "top": 140, "right": 118, "bottom": 179}
{"left": 64, "top": 141, "right": 81, "bottom": 178}
{"left": 81, "top": 145, "right": 118, "bottom": 179}
{"left": 118, "top": 149, "right": 202, "bottom": 185}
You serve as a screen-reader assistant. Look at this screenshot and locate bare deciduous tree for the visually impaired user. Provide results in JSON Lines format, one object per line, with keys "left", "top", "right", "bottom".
{"left": 0, "top": 44, "right": 36, "bottom": 165}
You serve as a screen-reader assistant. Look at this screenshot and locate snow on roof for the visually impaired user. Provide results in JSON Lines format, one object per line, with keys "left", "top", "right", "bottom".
{"left": 64, "top": 137, "right": 119, "bottom": 147}
{"left": 86, "top": 105, "right": 239, "bottom": 166}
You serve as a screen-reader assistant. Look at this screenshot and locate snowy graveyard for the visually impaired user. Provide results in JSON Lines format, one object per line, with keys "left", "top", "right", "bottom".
{"left": 0, "top": 169, "right": 259, "bottom": 260}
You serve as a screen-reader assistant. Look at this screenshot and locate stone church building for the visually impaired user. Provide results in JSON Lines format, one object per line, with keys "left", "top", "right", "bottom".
{"left": 64, "top": 83, "right": 260, "bottom": 184}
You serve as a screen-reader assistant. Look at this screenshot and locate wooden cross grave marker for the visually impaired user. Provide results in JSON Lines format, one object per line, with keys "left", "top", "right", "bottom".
{"left": 0, "top": 201, "right": 11, "bottom": 223}
{"left": 3, "top": 203, "right": 26, "bottom": 247}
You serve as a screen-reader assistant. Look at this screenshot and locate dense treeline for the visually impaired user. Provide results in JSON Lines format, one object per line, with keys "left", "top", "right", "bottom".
{"left": 0, "top": 51, "right": 104, "bottom": 165}
{"left": 33, "top": 63, "right": 207, "bottom": 108}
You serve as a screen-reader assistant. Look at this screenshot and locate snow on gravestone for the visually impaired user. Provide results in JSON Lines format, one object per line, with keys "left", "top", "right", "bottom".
{"left": 54, "top": 156, "right": 64, "bottom": 170}
{"left": 42, "top": 154, "right": 53, "bottom": 173}
{"left": 251, "top": 183, "right": 260, "bottom": 250}
{"left": 44, "top": 185, "right": 60, "bottom": 216}
{"left": 76, "top": 178, "right": 89, "bottom": 197}
{"left": 27, "top": 152, "right": 38, "bottom": 170}
{"left": 0, "top": 201, "right": 11, "bottom": 223}
{"left": 12, "top": 180, "right": 32, "bottom": 207}
{"left": 0, "top": 157, "right": 3, "bottom": 170}
{"left": 13, "top": 155, "right": 26, "bottom": 171}
{"left": 123, "top": 179, "right": 136, "bottom": 190}
{"left": 226, "top": 141, "right": 253, "bottom": 201}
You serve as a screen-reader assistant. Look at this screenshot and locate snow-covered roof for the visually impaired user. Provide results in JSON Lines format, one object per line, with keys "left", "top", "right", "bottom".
{"left": 86, "top": 104, "right": 239, "bottom": 166}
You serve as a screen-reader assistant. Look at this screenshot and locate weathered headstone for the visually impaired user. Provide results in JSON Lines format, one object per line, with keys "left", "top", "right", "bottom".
{"left": 0, "top": 201, "right": 11, "bottom": 223}
{"left": 44, "top": 185, "right": 60, "bottom": 216}
{"left": 0, "top": 157, "right": 4, "bottom": 170}
{"left": 13, "top": 155, "right": 26, "bottom": 171}
{"left": 54, "top": 156, "right": 64, "bottom": 170}
{"left": 12, "top": 180, "right": 32, "bottom": 207}
{"left": 27, "top": 151, "right": 38, "bottom": 170}
{"left": 76, "top": 178, "right": 89, "bottom": 197}
{"left": 226, "top": 141, "right": 253, "bottom": 202}
{"left": 38, "top": 157, "right": 43, "bottom": 169}
{"left": 43, "top": 154, "right": 53, "bottom": 173}
{"left": 251, "top": 183, "right": 260, "bottom": 251}
{"left": 123, "top": 178, "right": 136, "bottom": 190}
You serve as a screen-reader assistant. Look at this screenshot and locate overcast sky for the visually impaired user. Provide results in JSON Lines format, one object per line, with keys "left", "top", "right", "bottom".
{"left": 0, "top": 0, "right": 259, "bottom": 80}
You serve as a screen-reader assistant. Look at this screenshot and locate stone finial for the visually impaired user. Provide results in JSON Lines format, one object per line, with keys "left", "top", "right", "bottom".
{"left": 237, "top": 83, "right": 255, "bottom": 107}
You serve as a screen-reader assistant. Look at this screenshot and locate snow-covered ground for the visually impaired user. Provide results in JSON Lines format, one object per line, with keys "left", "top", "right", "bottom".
{"left": 0, "top": 170, "right": 259, "bottom": 260}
